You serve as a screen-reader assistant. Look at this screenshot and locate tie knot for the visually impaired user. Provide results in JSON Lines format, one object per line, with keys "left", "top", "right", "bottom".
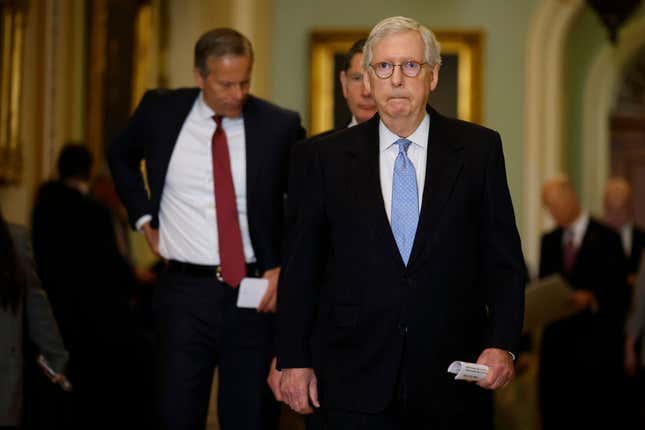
{"left": 213, "top": 115, "right": 223, "bottom": 127}
{"left": 395, "top": 138, "right": 412, "bottom": 154}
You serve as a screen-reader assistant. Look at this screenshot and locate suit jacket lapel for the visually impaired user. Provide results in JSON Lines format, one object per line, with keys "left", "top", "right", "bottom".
{"left": 243, "top": 96, "right": 263, "bottom": 202}
{"left": 348, "top": 115, "right": 406, "bottom": 271}
{"left": 408, "top": 107, "right": 464, "bottom": 268}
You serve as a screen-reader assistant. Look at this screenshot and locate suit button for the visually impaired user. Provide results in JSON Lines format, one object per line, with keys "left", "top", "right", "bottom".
{"left": 398, "top": 323, "right": 408, "bottom": 334}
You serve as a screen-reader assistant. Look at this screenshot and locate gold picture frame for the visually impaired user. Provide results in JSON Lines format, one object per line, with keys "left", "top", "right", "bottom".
{"left": 0, "top": 1, "right": 25, "bottom": 183}
{"left": 309, "top": 29, "right": 483, "bottom": 135}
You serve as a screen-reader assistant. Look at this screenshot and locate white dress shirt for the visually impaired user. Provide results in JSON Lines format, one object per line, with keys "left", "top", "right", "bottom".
{"left": 150, "top": 92, "right": 256, "bottom": 265}
{"left": 562, "top": 212, "right": 590, "bottom": 248}
{"left": 620, "top": 223, "right": 633, "bottom": 257}
{"left": 379, "top": 114, "right": 429, "bottom": 223}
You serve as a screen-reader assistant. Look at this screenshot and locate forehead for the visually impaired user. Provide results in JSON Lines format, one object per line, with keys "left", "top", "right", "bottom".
{"left": 372, "top": 30, "right": 424, "bottom": 60}
{"left": 204, "top": 54, "right": 252, "bottom": 77}
{"left": 348, "top": 52, "right": 364, "bottom": 71}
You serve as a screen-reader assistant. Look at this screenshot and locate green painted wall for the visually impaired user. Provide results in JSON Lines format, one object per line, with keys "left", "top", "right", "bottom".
{"left": 566, "top": 3, "right": 645, "bottom": 195}
{"left": 272, "top": 0, "right": 541, "bottom": 233}
{"left": 565, "top": 6, "right": 607, "bottom": 194}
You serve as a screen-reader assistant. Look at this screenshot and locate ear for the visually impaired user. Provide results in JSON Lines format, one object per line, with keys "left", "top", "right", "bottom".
{"left": 339, "top": 70, "right": 349, "bottom": 98}
{"left": 429, "top": 63, "right": 440, "bottom": 92}
{"left": 193, "top": 69, "right": 205, "bottom": 89}
{"left": 362, "top": 68, "right": 372, "bottom": 95}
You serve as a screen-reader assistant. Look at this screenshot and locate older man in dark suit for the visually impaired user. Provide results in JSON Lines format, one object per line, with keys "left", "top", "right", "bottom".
{"left": 604, "top": 177, "right": 645, "bottom": 283}
{"left": 109, "top": 28, "right": 304, "bottom": 430}
{"left": 277, "top": 16, "right": 525, "bottom": 429}
{"left": 539, "top": 176, "right": 629, "bottom": 429}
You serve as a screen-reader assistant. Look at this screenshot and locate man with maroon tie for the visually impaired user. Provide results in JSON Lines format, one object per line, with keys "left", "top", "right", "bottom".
{"left": 108, "top": 28, "right": 304, "bottom": 430}
{"left": 538, "top": 176, "right": 629, "bottom": 429}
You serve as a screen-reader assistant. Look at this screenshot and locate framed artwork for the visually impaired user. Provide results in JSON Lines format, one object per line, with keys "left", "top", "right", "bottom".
{"left": 309, "top": 29, "right": 483, "bottom": 135}
{"left": 0, "top": 0, "right": 25, "bottom": 183}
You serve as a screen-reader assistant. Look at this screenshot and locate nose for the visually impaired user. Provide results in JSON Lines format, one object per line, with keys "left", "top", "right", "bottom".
{"left": 361, "top": 82, "right": 371, "bottom": 97}
{"left": 231, "top": 84, "right": 244, "bottom": 102}
{"left": 390, "top": 66, "right": 403, "bottom": 87}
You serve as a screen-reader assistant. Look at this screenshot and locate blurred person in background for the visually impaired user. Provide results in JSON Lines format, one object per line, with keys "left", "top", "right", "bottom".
{"left": 31, "top": 143, "right": 141, "bottom": 429}
{"left": 625, "top": 255, "right": 645, "bottom": 428}
{"left": 604, "top": 177, "right": 645, "bottom": 286}
{"left": 539, "top": 176, "right": 629, "bottom": 429}
{"left": 0, "top": 206, "right": 69, "bottom": 430}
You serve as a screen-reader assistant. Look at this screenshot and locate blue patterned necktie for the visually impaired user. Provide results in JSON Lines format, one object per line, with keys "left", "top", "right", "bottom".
{"left": 391, "top": 138, "right": 419, "bottom": 265}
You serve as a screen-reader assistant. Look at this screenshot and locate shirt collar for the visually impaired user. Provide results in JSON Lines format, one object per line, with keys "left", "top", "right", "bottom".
{"left": 621, "top": 222, "right": 633, "bottom": 235}
{"left": 348, "top": 116, "right": 358, "bottom": 128}
{"left": 566, "top": 212, "right": 589, "bottom": 244}
{"left": 379, "top": 113, "right": 430, "bottom": 153}
{"left": 196, "top": 91, "right": 216, "bottom": 121}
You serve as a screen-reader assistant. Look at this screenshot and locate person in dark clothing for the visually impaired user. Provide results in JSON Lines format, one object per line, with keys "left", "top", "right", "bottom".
{"left": 539, "top": 176, "right": 629, "bottom": 430}
{"left": 0, "top": 206, "right": 69, "bottom": 430}
{"left": 31, "top": 143, "right": 139, "bottom": 429}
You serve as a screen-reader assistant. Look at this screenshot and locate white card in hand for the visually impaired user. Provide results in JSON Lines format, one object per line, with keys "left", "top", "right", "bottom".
{"left": 447, "top": 361, "right": 489, "bottom": 381}
{"left": 236, "top": 277, "right": 269, "bottom": 308}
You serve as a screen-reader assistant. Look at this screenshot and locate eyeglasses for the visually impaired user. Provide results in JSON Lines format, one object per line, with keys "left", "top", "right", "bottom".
{"left": 369, "top": 61, "right": 426, "bottom": 79}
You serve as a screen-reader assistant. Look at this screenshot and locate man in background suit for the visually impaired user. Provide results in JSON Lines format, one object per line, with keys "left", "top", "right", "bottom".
{"left": 31, "top": 143, "right": 138, "bottom": 429}
{"left": 109, "top": 28, "right": 304, "bottom": 430}
{"left": 277, "top": 16, "right": 525, "bottom": 429}
{"left": 539, "top": 176, "right": 629, "bottom": 429}
{"left": 604, "top": 177, "right": 645, "bottom": 283}
{"left": 282, "top": 38, "right": 377, "bottom": 232}
{"left": 339, "top": 38, "right": 378, "bottom": 128}
{"left": 605, "top": 178, "right": 645, "bottom": 428}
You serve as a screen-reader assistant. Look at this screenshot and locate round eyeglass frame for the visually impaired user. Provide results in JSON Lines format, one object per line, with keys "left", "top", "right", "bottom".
{"left": 369, "top": 61, "right": 427, "bottom": 79}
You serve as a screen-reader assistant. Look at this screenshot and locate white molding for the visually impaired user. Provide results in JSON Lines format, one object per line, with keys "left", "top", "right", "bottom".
{"left": 582, "top": 15, "right": 645, "bottom": 215}
{"left": 523, "top": 0, "right": 584, "bottom": 275}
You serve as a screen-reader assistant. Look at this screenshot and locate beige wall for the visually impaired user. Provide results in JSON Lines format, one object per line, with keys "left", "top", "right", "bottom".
{"left": 163, "top": 0, "right": 273, "bottom": 99}
{"left": 0, "top": 0, "right": 86, "bottom": 225}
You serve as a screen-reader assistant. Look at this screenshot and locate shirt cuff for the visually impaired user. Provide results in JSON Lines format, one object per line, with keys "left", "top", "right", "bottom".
{"left": 135, "top": 215, "right": 152, "bottom": 231}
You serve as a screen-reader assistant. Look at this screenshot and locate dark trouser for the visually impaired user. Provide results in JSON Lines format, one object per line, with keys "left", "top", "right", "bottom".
{"left": 155, "top": 269, "right": 278, "bottom": 430}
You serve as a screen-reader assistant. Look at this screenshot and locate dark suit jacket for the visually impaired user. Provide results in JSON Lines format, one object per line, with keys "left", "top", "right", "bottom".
{"left": 629, "top": 225, "right": 645, "bottom": 275}
{"left": 537, "top": 218, "right": 629, "bottom": 426}
{"left": 277, "top": 107, "right": 525, "bottom": 420}
{"left": 108, "top": 88, "right": 304, "bottom": 272}
{"left": 539, "top": 218, "right": 629, "bottom": 349}
{"left": 31, "top": 181, "right": 136, "bottom": 353}
{"left": 286, "top": 127, "right": 344, "bottom": 238}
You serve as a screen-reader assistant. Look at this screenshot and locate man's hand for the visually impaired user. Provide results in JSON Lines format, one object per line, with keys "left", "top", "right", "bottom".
{"left": 476, "top": 348, "right": 515, "bottom": 390}
{"left": 280, "top": 367, "right": 319, "bottom": 414}
{"left": 625, "top": 335, "right": 638, "bottom": 377}
{"left": 142, "top": 222, "right": 160, "bottom": 256}
{"left": 569, "top": 290, "right": 598, "bottom": 313}
{"left": 257, "top": 267, "right": 280, "bottom": 313}
{"left": 267, "top": 357, "right": 283, "bottom": 401}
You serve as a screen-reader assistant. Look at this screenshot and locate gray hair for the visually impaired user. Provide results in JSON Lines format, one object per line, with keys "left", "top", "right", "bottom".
{"left": 362, "top": 16, "right": 441, "bottom": 69}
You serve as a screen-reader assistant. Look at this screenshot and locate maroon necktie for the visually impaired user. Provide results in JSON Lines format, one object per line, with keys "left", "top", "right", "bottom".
{"left": 212, "top": 115, "right": 246, "bottom": 287}
{"left": 563, "top": 230, "right": 577, "bottom": 274}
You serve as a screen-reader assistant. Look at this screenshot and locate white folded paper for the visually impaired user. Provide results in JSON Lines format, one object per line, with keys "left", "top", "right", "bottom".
{"left": 447, "top": 361, "right": 489, "bottom": 381}
{"left": 236, "top": 277, "right": 269, "bottom": 308}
